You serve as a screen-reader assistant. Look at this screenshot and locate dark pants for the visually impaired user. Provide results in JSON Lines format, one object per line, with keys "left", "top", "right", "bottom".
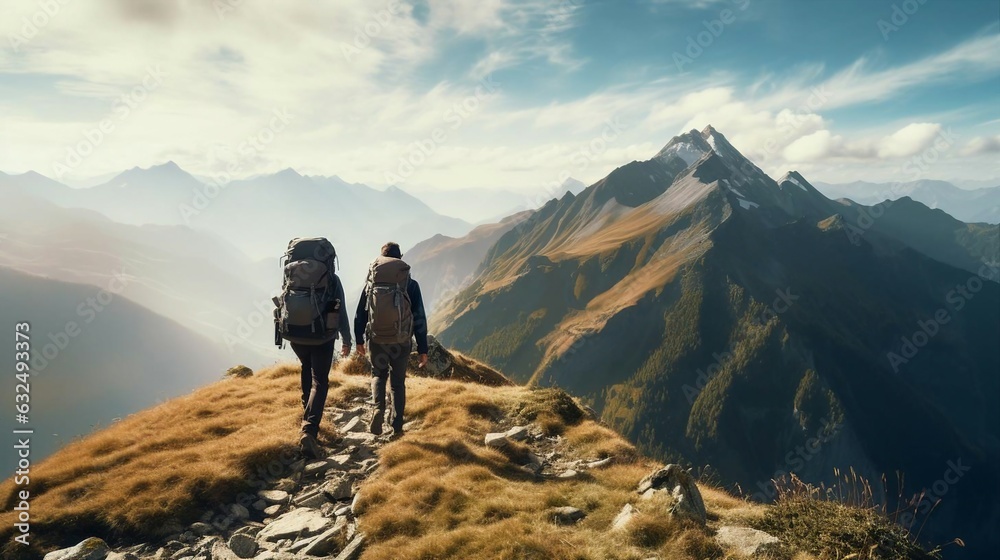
{"left": 291, "top": 340, "right": 335, "bottom": 437}
{"left": 370, "top": 342, "right": 409, "bottom": 431}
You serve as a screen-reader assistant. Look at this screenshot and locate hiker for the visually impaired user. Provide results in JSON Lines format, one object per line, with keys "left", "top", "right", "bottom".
{"left": 273, "top": 237, "right": 351, "bottom": 459}
{"left": 354, "top": 242, "right": 429, "bottom": 437}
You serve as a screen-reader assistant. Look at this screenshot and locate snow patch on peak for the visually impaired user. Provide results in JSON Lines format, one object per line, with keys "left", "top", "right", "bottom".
{"left": 658, "top": 141, "right": 706, "bottom": 166}
{"left": 779, "top": 172, "right": 808, "bottom": 192}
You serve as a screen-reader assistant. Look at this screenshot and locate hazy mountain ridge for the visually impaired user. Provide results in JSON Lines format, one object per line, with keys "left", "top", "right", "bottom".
{"left": 0, "top": 187, "right": 277, "bottom": 360}
{"left": 0, "top": 164, "right": 475, "bottom": 298}
{"left": 813, "top": 179, "right": 1000, "bottom": 224}
{"left": 0, "top": 266, "right": 234, "bottom": 468}
{"left": 434, "top": 125, "right": 1000, "bottom": 555}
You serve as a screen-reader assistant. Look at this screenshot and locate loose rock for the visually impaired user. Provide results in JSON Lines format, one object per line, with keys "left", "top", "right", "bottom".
{"left": 550, "top": 506, "right": 586, "bottom": 525}
{"left": 637, "top": 464, "right": 706, "bottom": 525}
{"left": 257, "top": 508, "right": 333, "bottom": 542}
{"left": 43, "top": 537, "right": 110, "bottom": 560}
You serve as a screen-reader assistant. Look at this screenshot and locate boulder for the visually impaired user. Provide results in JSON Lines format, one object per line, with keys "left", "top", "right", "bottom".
{"left": 43, "top": 538, "right": 110, "bottom": 560}
{"left": 637, "top": 464, "right": 706, "bottom": 525}
{"left": 549, "top": 506, "right": 586, "bottom": 525}
{"left": 257, "top": 508, "right": 333, "bottom": 542}
{"left": 714, "top": 526, "right": 780, "bottom": 557}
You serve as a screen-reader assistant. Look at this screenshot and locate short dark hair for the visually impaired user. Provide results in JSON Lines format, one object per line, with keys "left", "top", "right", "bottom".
{"left": 381, "top": 242, "right": 402, "bottom": 259}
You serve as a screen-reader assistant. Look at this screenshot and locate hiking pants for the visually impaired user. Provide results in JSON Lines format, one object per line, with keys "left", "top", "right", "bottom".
{"left": 291, "top": 340, "right": 335, "bottom": 437}
{"left": 370, "top": 342, "right": 410, "bottom": 431}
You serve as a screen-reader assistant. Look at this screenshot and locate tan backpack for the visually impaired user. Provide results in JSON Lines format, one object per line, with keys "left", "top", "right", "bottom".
{"left": 365, "top": 256, "right": 413, "bottom": 345}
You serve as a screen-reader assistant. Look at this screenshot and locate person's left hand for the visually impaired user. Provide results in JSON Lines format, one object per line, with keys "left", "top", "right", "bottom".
{"left": 418, "top": 353, "right": 429, "bottom": 368}
{"left": 341, "top": 345, "right": 351, "bottom": 358}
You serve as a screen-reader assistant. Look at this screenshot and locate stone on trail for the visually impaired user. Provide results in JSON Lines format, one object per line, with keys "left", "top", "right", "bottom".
{"left": 333, "top": 534, "right": 366, "bottom": 560}
{"left": 258, "top": 489, "right": 289, "bottom": 504}
{"left": 257, "top": 508, "right": 333, "bottom": 542}
{"left": 43, "top": 538, "right": 110, "bottom": 560}
{"left": 227, "top": 534, "right": 258, "bottom": 559}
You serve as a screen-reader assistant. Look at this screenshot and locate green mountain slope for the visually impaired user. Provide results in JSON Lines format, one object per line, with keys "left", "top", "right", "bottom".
{"left": 435, "top": 126, "right": 1000, "bottom": 556}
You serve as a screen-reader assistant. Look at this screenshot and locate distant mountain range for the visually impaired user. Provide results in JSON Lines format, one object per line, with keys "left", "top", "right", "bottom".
{"left": 0, "top": 187, "right": 277, "bottom": 360}
{"left": 813, "top": 179, "right": 1000, "bottom": 224}
{"left": 0, "top": 266, "right": 233, "bottom": 468}
{"left": 434, "top": 125, "right": 1000, "bottom": 556}
{"left": 406, "top": 210, "right": 533, "bottom": 314}
{"left": 0, "top": 164, "right": 475, "bottom": 295}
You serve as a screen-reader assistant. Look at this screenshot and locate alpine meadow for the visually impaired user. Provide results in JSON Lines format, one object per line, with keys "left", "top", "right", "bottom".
{"left": 1, "top": 1, "right": 998, "bottom": 560}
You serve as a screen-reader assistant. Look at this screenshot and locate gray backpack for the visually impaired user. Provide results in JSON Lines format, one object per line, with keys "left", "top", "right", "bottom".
{"left": 274, "top": 237, "right": 341, "bottom": 346}
{"left": 365, "top": 256, "right": 413, "bottom": 345}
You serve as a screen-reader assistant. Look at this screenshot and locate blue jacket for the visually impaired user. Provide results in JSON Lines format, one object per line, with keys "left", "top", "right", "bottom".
{"left": 354, "top": 278, "right": 429, "bottom": 354}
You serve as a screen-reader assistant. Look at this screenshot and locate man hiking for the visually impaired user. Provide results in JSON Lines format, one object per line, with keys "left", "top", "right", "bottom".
{"left": 273, "top": 237, "right": 351, "bottom": 459}
{"left": 354, "top": 241, "right": 429, "bottom": 437}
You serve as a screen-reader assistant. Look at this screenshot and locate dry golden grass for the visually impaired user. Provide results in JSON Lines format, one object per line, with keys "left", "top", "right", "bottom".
{"left": 0, "top": 364, "right": 363, "bottom": 558}
{"left": 340, "top": 348, "right": 513, "bottom": 387}
{"left": 354, "top": 377, "right": 722, "bottom": 560}
{"left": 0, "top": 354, "right": 913, "bottom": 560}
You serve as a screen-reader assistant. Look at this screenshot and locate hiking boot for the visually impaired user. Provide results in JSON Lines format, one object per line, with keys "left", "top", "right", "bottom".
{"left": 368, "top": 410, "right": 384, "bottom": 436}
{"left": 299, "top": 433, "right": 323, "bottom": 460}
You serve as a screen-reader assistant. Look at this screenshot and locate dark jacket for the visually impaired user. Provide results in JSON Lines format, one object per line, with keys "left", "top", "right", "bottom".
{"left": 354, "top": 278, "right": 429, "bottom": 354}
{"left": 331, "top": 275, "right": 352, "bottom": 345}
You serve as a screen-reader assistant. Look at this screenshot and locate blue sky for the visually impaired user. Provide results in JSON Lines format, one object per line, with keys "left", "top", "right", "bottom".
{"left": 1, "top": 0, "right": 997, "bottom": 190}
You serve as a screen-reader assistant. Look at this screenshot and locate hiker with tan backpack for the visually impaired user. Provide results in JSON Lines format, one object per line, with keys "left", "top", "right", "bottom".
{"left": 354, "top": 242, "right": 429, "bottom": 437}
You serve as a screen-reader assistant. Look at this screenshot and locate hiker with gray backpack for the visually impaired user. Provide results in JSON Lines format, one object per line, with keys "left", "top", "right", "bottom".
{"left": 273, "top": 237, "right": 352, "bottom": 459}
{"left": 354, "top": 242, "right": 429, "bottom": 438}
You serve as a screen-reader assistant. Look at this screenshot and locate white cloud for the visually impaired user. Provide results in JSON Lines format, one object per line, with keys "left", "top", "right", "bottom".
{"left": 0, "top": 2, "right": 998, "bottom": 190}
{"left": 962, "top": 135, "right": 1000, "bottom": 156}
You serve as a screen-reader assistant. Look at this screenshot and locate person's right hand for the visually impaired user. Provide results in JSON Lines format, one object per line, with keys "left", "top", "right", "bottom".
{"left": 356, "top": 344, "right": 366, "bottom": 357}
